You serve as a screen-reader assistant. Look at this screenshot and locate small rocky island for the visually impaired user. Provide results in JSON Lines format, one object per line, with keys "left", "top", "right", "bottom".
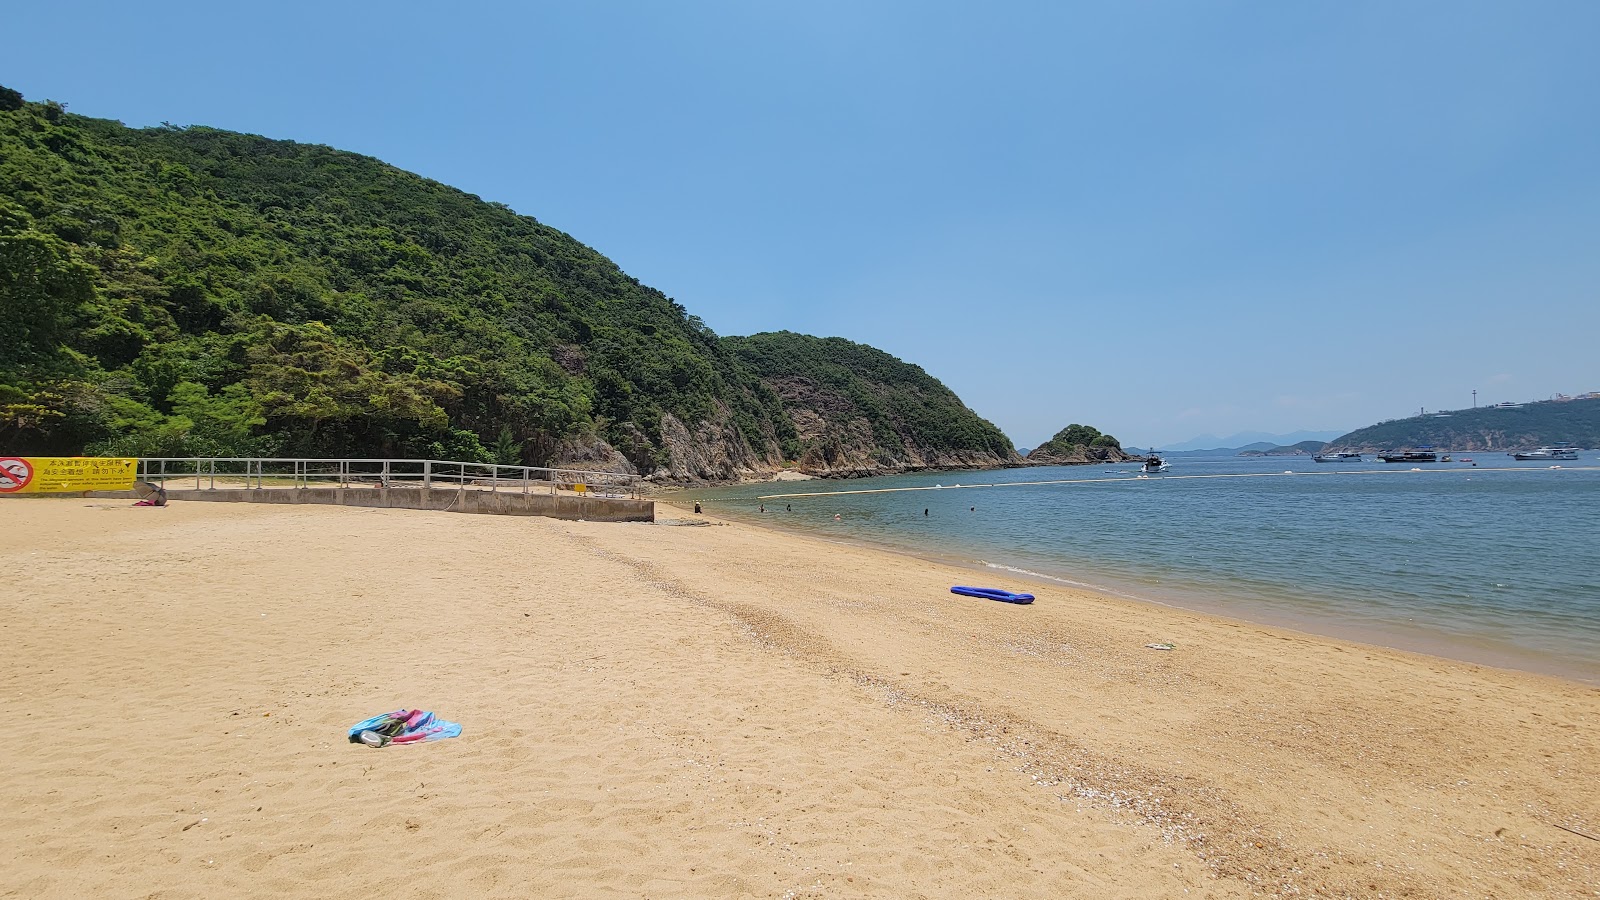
{"left": 1024, "top": 424, "right": 1138, "bottom": 465}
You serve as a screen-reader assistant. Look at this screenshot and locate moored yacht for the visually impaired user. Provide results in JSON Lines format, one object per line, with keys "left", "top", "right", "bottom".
{"left": 1378, "top": 449, "right": 1440, "bottom": 463}
{"left": 1312, "top": 451, "right": 1363, "bottom": 463}
{"left": 1510, "top": 447, "right": 1580, "bottom": 461}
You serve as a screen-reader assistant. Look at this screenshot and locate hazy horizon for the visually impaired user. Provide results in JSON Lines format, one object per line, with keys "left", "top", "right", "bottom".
{"left": 7, "top": 1, "right": 1597, "bottom": 448}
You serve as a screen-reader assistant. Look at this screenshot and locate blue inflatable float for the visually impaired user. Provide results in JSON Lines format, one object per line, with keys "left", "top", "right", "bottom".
{"left": 951, "top": 585, "right": 1035, "bottom": 605}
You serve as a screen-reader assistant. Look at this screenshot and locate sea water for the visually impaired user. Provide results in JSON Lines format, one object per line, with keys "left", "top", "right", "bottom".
{"left": 681, "top": 455, "right": 1600, "bottom": 683}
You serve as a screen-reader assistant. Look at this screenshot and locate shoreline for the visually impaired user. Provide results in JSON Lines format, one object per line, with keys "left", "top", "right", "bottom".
{"left": 4, "top": 498, "right": 1597, "bottom": 897}
{"left": 665, "top": 500, "right": 1600, "bottom": 688}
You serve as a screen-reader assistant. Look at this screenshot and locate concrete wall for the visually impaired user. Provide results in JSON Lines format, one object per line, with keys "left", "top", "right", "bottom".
{"left": 108, "top": 486, "right": 654, "bottom": 522}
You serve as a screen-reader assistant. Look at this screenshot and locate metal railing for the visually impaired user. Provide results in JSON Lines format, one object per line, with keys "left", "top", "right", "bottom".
{"left": 135, "top": 458, "right": 644, "bottom": 499}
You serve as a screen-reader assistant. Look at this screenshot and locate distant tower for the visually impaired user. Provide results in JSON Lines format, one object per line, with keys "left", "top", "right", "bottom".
{"left": 1472, "top": 389, "right": 1477, "bottom": 408}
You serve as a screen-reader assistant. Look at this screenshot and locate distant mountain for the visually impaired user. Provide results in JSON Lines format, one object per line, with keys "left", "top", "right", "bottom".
{"left": 1125, "top": 442, "right": 1280, "bottom": 457}
{"left": 1327, "top": 397, "right": 1600, "bottom": 452}
{"left": 1237, "top": 440, "right": 1327, "bottom": 457}
{"left": 1161, "top": 430, "right": 1345, "bottom": 452}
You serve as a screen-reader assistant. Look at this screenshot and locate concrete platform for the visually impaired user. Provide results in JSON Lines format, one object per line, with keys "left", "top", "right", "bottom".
{"left": 83, "top": 485, "right": 655, "bottom": 523}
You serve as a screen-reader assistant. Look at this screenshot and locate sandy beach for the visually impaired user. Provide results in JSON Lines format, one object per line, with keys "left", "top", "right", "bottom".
{"left": 2, "top": 498, "right": 1597, "bottom": 898}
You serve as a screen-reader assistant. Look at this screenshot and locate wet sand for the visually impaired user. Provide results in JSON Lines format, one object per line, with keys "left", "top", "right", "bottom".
{"left": 2, "top": 498, "right": 1597, "bottom": 897}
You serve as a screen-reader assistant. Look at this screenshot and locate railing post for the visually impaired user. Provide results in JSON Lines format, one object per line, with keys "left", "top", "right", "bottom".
{"left": 423, "top": 460, "right": 432, "bottom": 491}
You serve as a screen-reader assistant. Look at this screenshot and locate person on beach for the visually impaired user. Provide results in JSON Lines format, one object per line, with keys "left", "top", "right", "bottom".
{"left": 693, "top": 502, "right": 702, "bottom": 514}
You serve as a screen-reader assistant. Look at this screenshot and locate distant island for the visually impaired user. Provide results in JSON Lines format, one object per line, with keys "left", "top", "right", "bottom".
{"left": 1326, "top": 396, "right": 1600, "bottom": 452}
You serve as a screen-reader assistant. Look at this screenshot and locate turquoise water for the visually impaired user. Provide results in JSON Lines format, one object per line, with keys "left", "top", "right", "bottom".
{"left": 679, "top": 455, "right": 1600, "bottom": 683}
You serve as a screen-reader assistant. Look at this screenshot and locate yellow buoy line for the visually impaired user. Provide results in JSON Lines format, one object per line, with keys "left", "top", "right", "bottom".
{"left": 757, "top": 464, "right": 1600, "bottom": 500}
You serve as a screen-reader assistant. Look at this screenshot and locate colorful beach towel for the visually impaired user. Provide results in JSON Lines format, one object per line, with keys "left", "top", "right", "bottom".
{"left": 347, "top": 709, "right": 462, "bottom": 747}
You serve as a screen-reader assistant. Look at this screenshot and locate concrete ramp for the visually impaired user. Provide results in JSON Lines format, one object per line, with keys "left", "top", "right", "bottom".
{"left": 138, "top": 485, "right": 654, "bottom": 522}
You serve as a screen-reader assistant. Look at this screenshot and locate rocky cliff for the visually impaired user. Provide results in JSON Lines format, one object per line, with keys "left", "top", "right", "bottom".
{"left": 723, "top": 333, "right": 1021, "bottom": 479}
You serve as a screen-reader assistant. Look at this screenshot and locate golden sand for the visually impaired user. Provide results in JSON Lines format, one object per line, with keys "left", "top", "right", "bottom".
{"left": 2, "top": 498, "right": 1597, "bottom": 898}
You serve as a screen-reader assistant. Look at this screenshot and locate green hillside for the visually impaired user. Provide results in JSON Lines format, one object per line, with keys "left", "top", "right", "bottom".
{"left": 1328, "top": 397, "right": 1600, "bottom": 452}
{"left": 723, "top": 332, "right": 1017, "bottom": 473}
{"left": 0, "top": 87, "right": 1010, "bottom": 479}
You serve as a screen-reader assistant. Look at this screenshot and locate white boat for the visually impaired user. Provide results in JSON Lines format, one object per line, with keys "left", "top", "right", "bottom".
{"left": 1312, "top": 452, "right": 1363, "bottom": 463}
{"left": 1510, "top": 447, "right": 1579, "bottom": 461}
{"left": 1141, "top": 454, "right": 1169, "bottom": 473}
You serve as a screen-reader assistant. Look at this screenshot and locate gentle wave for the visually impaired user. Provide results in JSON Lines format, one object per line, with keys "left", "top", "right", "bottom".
{"left": 684, "top": 455, "right": 1600, "bottom": 682}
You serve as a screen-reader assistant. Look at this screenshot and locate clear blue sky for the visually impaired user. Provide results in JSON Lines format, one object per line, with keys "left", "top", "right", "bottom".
{"left": 8, "top": 1, "right": 1598, "bottom": 448}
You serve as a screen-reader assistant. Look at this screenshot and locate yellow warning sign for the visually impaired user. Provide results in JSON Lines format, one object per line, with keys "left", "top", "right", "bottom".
{"left": 0, "top": 457, "right": 138, "bottom": 493}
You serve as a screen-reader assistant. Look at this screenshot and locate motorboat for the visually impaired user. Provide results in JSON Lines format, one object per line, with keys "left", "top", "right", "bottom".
{"left": 1141, "top": 454, "right": 1169, "bottom": 473}
{"left": 1511, "top": 447, "right": 1580, "bottom": 461}
{"left": 1312, "top": 452, "right": 1363, "bottom": 463}
{"left": 1378, "top": 450, "right": 1439, "bottom": 463}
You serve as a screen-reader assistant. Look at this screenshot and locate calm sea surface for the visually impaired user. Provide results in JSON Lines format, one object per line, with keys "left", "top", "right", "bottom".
{"left": 679, "top": 454, "right": 1600, "bottom": 684}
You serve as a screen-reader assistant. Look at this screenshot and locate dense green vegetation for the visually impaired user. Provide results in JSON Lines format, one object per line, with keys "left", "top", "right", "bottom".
{"left": 1025, "top": 423, "right": 1128, "bottom": 462}
{"left": 0, "top": 88, "right": 793, "bottom": 468}
{"left": 1329, "top": 398, "right": 1600, "bottom": 451}
{"left": 724, "top": 332, "right": 1015, "bottom": 467}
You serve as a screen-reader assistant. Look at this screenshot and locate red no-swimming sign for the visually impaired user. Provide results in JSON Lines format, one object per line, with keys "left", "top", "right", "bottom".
{"left": 0, "top": 457, "right": 34, "bottom": 493}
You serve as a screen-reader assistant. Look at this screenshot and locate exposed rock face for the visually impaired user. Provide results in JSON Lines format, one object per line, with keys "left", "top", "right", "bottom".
{"left": 653, "top": 410, "right": 784, "bottom": 482}
{"left": 548, "top": 433, "right": 637, "bottom": 474}
{"left": 554, "top": 396, "right": 1022, "bottom": 484}
{"left": 770, "top": 376, "right": 1020, "bottom": 478}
